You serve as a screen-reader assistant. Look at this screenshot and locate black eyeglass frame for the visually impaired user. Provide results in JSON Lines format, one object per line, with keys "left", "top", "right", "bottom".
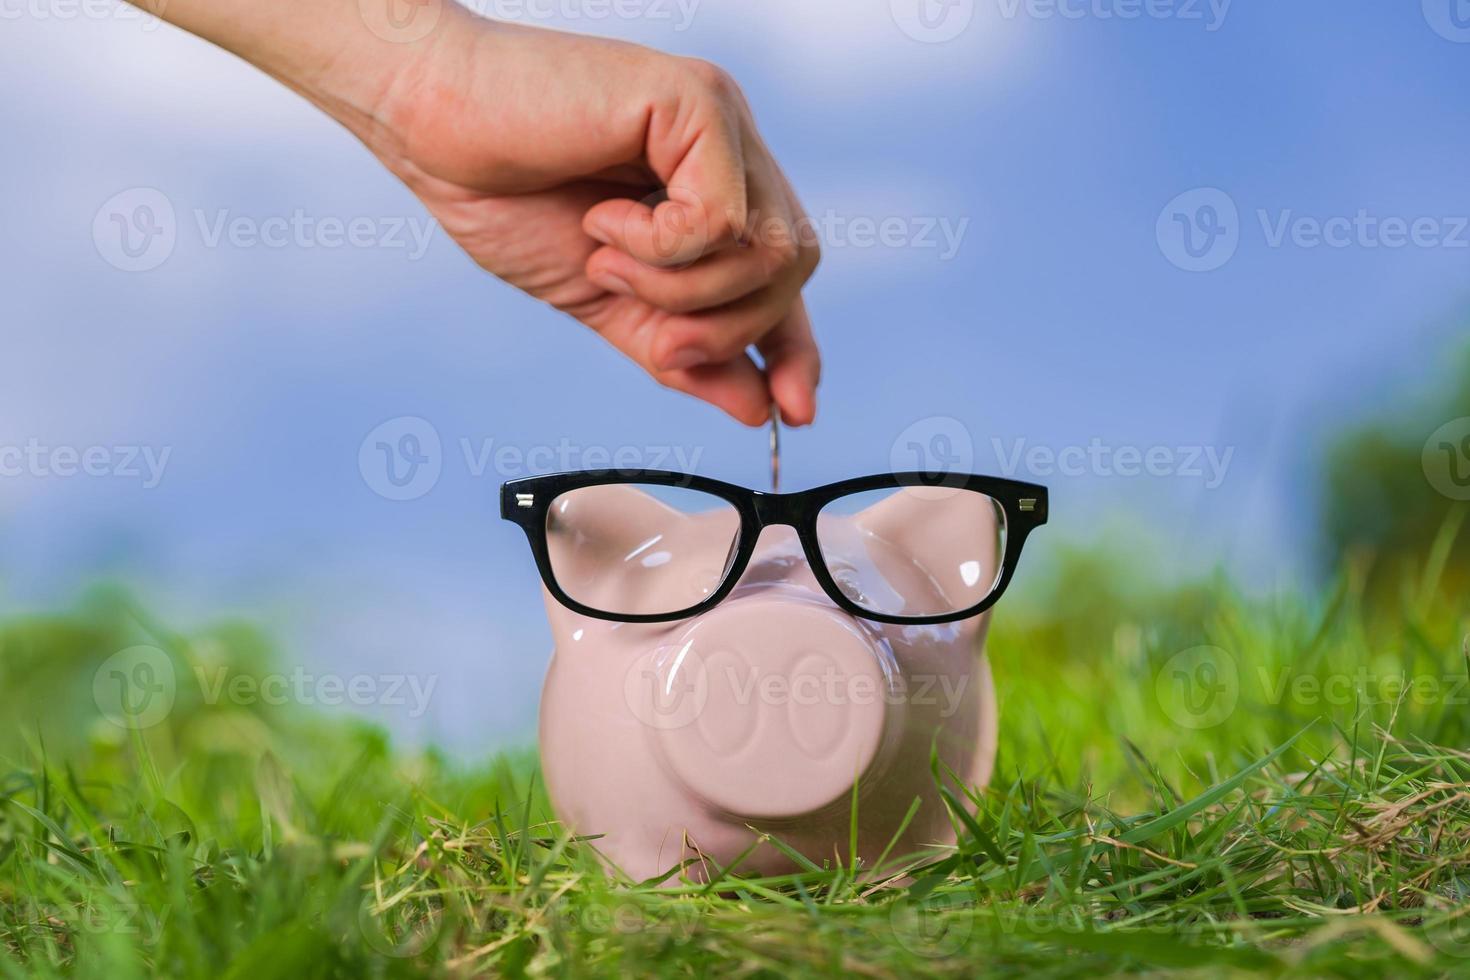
{"left": 500, "top": 470, "right": 1048, "bottom": 626}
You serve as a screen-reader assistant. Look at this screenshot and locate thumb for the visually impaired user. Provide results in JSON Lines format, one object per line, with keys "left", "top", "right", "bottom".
{"left": 585, "top": 62, "right": 750, "bottom": 266}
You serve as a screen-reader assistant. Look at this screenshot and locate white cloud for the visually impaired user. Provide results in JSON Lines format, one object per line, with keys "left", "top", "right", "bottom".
{"left": 8, "top": 0, "right": 1033, "bottom": 139}
{"left": 5, "top": 8, "right": 326, "bottom": 135}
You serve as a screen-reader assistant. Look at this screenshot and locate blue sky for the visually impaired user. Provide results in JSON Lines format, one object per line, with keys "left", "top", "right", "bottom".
{"left": 2, "top": 0, "right": 1467, "bottom": 749}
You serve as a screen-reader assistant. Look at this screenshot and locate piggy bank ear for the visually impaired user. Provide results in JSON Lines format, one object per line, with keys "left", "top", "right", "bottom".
{"left": 544, "top": 484, "right": 740, "bottom": 617}
{"left": 819, "top": 486, "right": 1005, "bottom": 633}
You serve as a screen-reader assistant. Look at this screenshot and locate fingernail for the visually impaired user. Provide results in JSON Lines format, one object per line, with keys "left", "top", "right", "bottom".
{"left": 596, "top": 272, "right": 634, "bottom": 296}
{"left": 664, "top": 349, "right": 710, "bottom": 371}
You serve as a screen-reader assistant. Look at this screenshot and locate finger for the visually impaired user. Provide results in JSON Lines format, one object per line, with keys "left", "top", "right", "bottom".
{"left": 646, "top": 64, "right": 750, "bottom": 248}
{"left": 647, "top": 281, "right": 802, "bottom": 371}
{"left": 583, "top": 64, "right": 750, "bottom": 267}
{"left": 661, "top": 354, "right": 772, "bottom": 427}
{"left": 583, "top": 191, "right": 725, "bottom": 270}
{"left": 575, "top": 296, "right": 770, "bottom": 426}
{"left": 584, "top": 244, "right": 776, "bottom": 315}
{"left": 643, "top": 214, "right": 814, "bottom": 370}
{"left": 756, "top": 297, "right": 821, "bottom": 426}
{"left": 585, "top": 160, "right": 800, "bottom": 312}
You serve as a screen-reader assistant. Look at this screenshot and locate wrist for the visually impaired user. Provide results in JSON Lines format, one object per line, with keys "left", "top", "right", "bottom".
{"left": 162, "top": 0, "right": 480, "bottom": 167}
{"left": 287, "top": 1, "right": 477, "bottom": 164}
{"left": 333, "top": 3, "right": 513, "bottom": 183}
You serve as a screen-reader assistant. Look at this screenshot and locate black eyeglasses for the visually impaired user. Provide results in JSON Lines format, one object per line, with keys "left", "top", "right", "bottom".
{"left": 500, "top": 470, "right": 1048, "bottom": 626}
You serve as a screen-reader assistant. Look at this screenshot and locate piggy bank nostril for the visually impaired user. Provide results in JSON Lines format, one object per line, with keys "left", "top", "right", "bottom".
{"left": 825, "top": 564, "right": 873, "bottom": 609}
{"left": 693, "top": 649, "right": 760, "bottom": 756}
{"left": 785, "top": 653, "right": 853, "bottom": 759}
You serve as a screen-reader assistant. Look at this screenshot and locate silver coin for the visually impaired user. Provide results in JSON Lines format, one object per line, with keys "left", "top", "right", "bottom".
{"left": 769, "top": 405, "right": 782, "bottom": 493}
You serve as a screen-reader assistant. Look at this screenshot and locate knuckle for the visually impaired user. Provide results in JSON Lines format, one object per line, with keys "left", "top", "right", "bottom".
{"left": 761, "top": 237, "right": 803, "bottom": 279}
{"left": 653, "top": 285, "right": 704, "bottom": 315}
{"left": 708, "top": 334, "right": 750, "bottom": 362}
{"left": 705, "top": 208, "right": 742, "bottom": 248}
{"left": 680, "top": 57, "right": 740, "bottom": 100}
{"left": 683, "top": 324, "right": 749, "bottom": 363}
{"left": 798, "top": 240, "right": 822, "bottom": 279}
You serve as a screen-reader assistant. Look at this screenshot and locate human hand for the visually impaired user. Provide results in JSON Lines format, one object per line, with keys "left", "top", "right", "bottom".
{"left": 366, "top": 16, "right": 820, "bottom": 425}
{"left": 130, "top": 0, "right": 822, "bottom": 424}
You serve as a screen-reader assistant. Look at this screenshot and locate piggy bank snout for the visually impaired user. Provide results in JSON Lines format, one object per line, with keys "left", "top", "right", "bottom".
{"left": 646, "top": 597, "right": 900, "bottom": 823}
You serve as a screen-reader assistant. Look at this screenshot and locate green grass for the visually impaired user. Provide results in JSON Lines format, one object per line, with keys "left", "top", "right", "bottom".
{"left": 2, "top": 516, "right": 1469, "bottom": 978}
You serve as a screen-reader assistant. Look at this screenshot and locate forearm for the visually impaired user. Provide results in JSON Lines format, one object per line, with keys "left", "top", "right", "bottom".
{"left": 114, "top": 2, "right": 822, "bottom": 424}
{"left": 130, "top": 0, "right": 467, "bottom": 151}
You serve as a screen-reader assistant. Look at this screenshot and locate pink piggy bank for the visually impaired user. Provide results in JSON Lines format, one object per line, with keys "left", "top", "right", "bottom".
{"left": 502, "top": 471, "right": 1046, "bottom": 882}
